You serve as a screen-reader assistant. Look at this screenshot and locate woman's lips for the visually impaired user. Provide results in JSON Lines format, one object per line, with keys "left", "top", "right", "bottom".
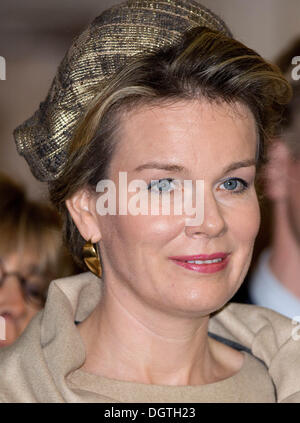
{"left": 168, "top": 252, "right": 230, "bottom": 274}
{"left": 0, "top": 312, "right": 13, "bottom": 321}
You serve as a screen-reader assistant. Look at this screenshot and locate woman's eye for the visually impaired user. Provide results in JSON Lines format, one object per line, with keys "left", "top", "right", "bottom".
{"left": 148, "top": 178, "right": 178, "bottom": 193}
{"left": 25, "top": 285, "right": 41, "bottom": 298}
{"left": 219, "top": 178, "right": 248, "bottom": 193}
{"left": 23, "top": 283, "right": 46, "bottom": 305}
{"left": 21, "top": 275, "right": 46, "bottom": 304}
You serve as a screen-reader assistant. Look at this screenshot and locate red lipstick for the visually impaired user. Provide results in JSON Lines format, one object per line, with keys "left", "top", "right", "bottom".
{"left": 168, "top": 252, "right": 230, "bottom": 274}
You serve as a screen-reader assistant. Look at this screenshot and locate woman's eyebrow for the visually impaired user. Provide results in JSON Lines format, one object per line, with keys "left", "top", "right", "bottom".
{"left": 222, "top": 159, "right": 256, "bottom": 174}
{"left": 24, "top": 264, "right": 41, "bottom": 276}
{"left": 134, "top": 159, "right": 256, "bottom": 174}
{"left": 134, "top": 162, "right": 186, "bottom": 172}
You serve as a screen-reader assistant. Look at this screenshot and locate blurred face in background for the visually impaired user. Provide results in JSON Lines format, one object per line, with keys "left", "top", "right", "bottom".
{"left": 286, "top": 116, "right": 300, "bottom": 245}
{"left": 0, "top": 252, "right": 45, "bottom": 348}
{"left": 0, "top": 173, "right": 77, "bottom": 348}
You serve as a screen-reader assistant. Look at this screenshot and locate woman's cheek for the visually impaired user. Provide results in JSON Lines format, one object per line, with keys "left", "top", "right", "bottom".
{"left": 219, "top": 191, "right": 261, "bottom": 242}
{"left": 230, "top": 194, "right": 260, "bottom": 243}
{"left": 124, "top": 213, "right": 185, "bottom": 244}
{"left": 102, "top": 211, "right": 184, "bottom": 252}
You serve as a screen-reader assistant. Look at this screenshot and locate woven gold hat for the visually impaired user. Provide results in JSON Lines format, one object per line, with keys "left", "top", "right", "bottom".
{"left": 14, "top": 0, "right": 232, "bottom": 182}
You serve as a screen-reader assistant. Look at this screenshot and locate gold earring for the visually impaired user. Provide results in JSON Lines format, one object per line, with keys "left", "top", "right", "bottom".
{"left": 82, "top": 240, "right": 102, "bottom": 278}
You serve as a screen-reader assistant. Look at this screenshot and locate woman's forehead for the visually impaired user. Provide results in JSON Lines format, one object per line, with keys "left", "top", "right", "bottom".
{"left": 1, "top": 252, "right": 41, "bottom": 274}
{"left": 111, "top": 99, "right": 258, "bottom": 173}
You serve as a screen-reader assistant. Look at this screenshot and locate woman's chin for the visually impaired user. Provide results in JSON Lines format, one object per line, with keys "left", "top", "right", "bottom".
{"left": 158, "top": 290, "right": 232, "bottom": 317}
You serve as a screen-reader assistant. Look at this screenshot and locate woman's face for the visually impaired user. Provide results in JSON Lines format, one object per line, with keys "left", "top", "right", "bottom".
{"left": 91, "top": 99, "right": 260, "bottom": 316}
{"left": 0, "top": 253, "right": 42, "bottom": 347}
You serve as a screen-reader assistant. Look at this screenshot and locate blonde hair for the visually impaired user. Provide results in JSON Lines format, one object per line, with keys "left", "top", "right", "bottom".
{"left": 49, "top": 27, "right": 291, "bottom": 267}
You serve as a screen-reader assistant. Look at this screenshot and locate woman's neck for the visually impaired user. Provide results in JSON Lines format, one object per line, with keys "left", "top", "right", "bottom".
{"left": 77, "top": 282, "right": 243, "bottom": 385}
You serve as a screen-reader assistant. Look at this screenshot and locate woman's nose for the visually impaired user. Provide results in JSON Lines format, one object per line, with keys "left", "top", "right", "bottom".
{"left": 184, "top": 189, "right": 226, "bottom": 239}
{"left": 0, "top": 278, "right": 27, "bottom": 318}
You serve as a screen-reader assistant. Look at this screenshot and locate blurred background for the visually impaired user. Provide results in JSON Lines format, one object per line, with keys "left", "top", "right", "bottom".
{"left": 0, "top": 0, "right": 300, "bottom": 199}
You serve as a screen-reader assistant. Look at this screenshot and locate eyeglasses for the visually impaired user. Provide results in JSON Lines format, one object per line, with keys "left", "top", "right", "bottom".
{"left": 0, "top": 258, "right": 46, "bottom": 307}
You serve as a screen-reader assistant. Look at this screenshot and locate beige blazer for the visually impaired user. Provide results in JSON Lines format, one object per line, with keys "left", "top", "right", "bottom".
{"left": 0, "top": 272, "right": 299, "bottom": 402}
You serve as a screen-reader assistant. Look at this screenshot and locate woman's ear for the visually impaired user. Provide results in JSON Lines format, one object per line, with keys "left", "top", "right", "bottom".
{"left": 263, "top": 140, "right": 289, "bottom": 201}
{"left": 65, "top": 188, "right": 101, "bottom": 243}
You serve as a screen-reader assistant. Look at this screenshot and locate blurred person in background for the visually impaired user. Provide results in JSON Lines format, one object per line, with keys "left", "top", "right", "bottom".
{"left": 233, "top": 38, "right": 300, "bottom": 318}
{"left": 0, "top": 172, "right": 77, "bottom": 347}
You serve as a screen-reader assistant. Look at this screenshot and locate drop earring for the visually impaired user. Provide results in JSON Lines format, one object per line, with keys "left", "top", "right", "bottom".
{"left": 82, "top": 240, "right": 102, "bottom": 278}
